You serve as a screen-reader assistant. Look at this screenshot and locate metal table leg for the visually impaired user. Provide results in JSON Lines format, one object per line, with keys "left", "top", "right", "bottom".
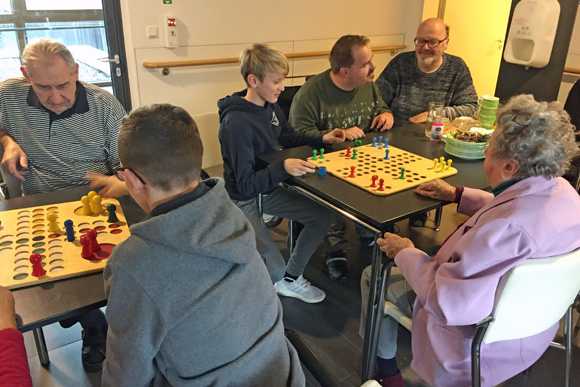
{"left": 33, "top": 327, "right": 50, "bottom": 366}
{"left": 434, "top": 206, "right": 443, "bottom": 231}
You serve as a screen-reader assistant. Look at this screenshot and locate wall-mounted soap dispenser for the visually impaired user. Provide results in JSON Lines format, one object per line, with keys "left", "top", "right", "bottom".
{"left": 503, "top": 0, "right": 560, "bottom": 68}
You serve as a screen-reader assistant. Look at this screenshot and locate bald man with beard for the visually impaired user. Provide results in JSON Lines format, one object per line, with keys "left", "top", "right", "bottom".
{"left": 376, "top": 18, "right": 478, "bottom": 127}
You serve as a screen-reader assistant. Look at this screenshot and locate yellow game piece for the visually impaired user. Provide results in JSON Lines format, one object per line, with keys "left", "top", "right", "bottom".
{"left": 47, "top": 212, "right": 60, "bottom": 233}
{"left": 88, "top": 191, "right": 97, "bottom": 201}
{"left": 440, "top": 161, "right": 446, "bottom": 172}
{"left": 91, "top": 194, "right": 102, "bottom": 215}
{"left": 439, "top": 156, "right": 445, "bottom": 165}
{"left": 432, "top": 159, "right": 438, "bottom": 169}
{"left": 81, "top": 195, "right": 92, "bottom": 215}
{"left": 447, "top": 160, "right": 453, "bottom": 170}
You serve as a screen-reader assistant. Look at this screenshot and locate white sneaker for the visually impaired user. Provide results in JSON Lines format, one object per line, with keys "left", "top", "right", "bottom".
{"left": 274, "top": 275, "right": 326, "bottom": 303}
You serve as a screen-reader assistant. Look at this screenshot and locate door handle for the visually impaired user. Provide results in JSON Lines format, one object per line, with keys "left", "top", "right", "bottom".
{"left": 98, "top": 55, "right": 120, "bottom": 65}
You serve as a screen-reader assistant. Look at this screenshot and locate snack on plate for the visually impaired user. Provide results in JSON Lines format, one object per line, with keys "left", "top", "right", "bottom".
{"left": 452, "top": 129, "right": 490, "bottom": 143}
{"left": 445, "top": 117, "right": 479, "bottom": 135}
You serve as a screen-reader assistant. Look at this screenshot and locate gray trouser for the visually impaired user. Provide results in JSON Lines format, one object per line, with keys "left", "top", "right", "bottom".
{"left": 325, "top": 218, "right": 376, "bottom": 250}
{"left": 235, "top": 186, "right": 334, "bottom": 282}
{"left": 359, "top": 266, "right": 415, "bottom": 359}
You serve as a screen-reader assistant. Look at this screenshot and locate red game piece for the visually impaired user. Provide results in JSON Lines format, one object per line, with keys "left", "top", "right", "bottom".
{"left": 30, "top": 253, "right": 46, "bottom": 277}
{"left": 370, "top": 175, "right": 378, "bottom": 188}
{"left": 348, "top": 166, "right": 356, "bottom": 178}
{"left": 345, "top": 146, "right": 351, "bottom": 157}
{"left": 87, "top": 229, "right": 101, "bottom": 252}
{"left": 377, "top": 178, "right": 385, "bottom": 191}
{"left": 80, "top": 234, "right": 93, "bottom": 259}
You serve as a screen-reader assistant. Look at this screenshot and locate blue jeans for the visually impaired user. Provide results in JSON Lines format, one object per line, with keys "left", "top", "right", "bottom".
{"left": 235, "top": 186, "right": 335, "bottom": 282}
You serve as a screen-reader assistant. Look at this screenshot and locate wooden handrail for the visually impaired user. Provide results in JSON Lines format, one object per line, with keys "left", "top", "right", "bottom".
{"left": 564, "top": 67, "right": 580, "bottom": 75}
{"left": 142, "top": 45, "right": 406, "bottom": 69}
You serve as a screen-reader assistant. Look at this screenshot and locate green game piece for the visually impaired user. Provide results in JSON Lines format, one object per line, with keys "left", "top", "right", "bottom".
{"left": 398, "top": 167, "right": 405, "bottom": 179}
{"left": 351, "top": 149, "right": 358, "bottom": 160}
{"left": 319, "top": 148, "right": 325, "bottom": 159}
{"left": 354, "top": 139, "right": 362, "bottom": 147}
{"left": 312, "top": 149, "right": 318, "bottom": 160}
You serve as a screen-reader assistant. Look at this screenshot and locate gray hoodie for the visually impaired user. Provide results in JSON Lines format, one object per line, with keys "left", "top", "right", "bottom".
{"left": 102, "top": 178, "right": 304, "bottom": 386}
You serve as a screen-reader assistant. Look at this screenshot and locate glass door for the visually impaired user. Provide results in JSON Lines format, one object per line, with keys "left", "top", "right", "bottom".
{"left": 0, "top": 0, "right": 131, "bottom": 110}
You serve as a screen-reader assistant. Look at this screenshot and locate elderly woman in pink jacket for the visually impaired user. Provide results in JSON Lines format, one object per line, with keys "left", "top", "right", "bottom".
{"left": 361, "top": 94, "right": 580, "bottom": 387}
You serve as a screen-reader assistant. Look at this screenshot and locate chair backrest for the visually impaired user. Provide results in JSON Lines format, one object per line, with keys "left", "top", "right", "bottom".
{"left": 483, "top": 248, "right": 580, "bottom": 344}
{"left": 0, "top": 146, "right": 23, "bottom": 198}
{"left": 191, "top": 112, "right": 221, "bottom": 169}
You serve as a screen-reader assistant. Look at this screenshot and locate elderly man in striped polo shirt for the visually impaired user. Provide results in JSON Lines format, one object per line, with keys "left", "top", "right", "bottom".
{"left": 0, "top": 38, "right": 128, "bottom": 373}
{"left": 0, "top": 38, "right": 127, "bottom": 198}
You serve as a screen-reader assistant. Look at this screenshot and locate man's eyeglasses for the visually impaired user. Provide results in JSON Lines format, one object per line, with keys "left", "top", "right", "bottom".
{"left": 414, "top": 37, "right": 448, "bottom": 48}
{"left": 114, "top": 167, "right": 146, "bottom": 185}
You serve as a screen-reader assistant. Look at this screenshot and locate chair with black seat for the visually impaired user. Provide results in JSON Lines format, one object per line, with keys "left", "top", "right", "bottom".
{"left": 0, "top": 147, "right": 23, "bottom": 199}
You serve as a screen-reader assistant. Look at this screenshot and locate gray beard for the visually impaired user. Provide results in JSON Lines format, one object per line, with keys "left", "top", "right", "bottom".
{"left": 420, "top": 56, "right": 436, "bottom": 67}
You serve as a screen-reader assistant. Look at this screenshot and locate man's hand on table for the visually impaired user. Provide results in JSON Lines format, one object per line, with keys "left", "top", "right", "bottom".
{"left": 0, "top": 137, "right": 29, "bottom": 182}
{"left": 415, "top": 179, "right": 456, "bottom": 202}
{"left": 376, "top": 232, "right": 414, "bottom": 258}
{"left": 86, "top": 173, "right": 129, "bottom": 198}
{"left": 322, "top": 128, "right": 346, "bottom": 144}
{"left": 284, "top": 158, "right": 316, "bottom": 176}
{"left": 371, "top": 112, "right": 394, "bottom": 131}
{"left": 0, "top": 286, "right": 17, "bottom": 331}
{"left": 409, "top": 111, "right": 428, "bottom": 124}
{"left": 343, "top": 126, "right": 365, "bottom": 141}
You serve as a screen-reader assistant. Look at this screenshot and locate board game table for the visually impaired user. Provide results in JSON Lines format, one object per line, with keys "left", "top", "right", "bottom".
{"left": 258, "top": 123, "right": 491, "bottom": 382}
{"left": 3, "top": 185, "right": 145, "bottom": 365}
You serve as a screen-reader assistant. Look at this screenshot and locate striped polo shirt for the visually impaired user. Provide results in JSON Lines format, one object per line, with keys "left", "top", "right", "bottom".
{"left": 0, "top": 78, "right": 126, "bottom": 196}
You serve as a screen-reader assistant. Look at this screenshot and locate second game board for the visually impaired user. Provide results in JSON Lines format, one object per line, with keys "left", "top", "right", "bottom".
{"left": 308, "top": 143, "right": 457, "bottom": 196}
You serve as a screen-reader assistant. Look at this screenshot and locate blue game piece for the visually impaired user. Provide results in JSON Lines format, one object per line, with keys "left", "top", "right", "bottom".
{"left": 384, "top": 149, "right": 390, "bottom": 160}
{"left": 372, "top": 137, "right": 377, "bottom": 147}
{"left": 384, "top": 138, "right": 389, "bottom": 148}
{"left": 64, "top": 219, "right": 75, "bottom": 242}
{"left": 318, "top": 166, "right": 327, "bottom": 176}
{"left": 378, "top": 136, "right": 383, "bottom": 147}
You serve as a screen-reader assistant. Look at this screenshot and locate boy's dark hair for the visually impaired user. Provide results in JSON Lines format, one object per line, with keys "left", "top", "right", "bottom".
{"left": 239, "top": 43, "right": 289, "bottom": 86}
{"left": 329, "top": 35, "right": 370, "bottom": 74}
{"left": 118, "top": 104, "right": 203, "bottom": 191}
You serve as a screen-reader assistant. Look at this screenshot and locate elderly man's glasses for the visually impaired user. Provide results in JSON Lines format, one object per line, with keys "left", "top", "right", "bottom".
{"left": 114, "top": 166, "right": 146, "bottom": 185}
{"left": 414, "top": 37, "right": 448, "bottom": 48}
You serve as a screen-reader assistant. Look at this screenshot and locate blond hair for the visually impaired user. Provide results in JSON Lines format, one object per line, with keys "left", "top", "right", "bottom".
{"left": 239, "top": 43, "right": 289, "bottom": 86}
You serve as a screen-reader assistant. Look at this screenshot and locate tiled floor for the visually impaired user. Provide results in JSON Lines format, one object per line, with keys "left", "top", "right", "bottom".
{"left": 21, "top": 199, "right": 580, "bottom": 386}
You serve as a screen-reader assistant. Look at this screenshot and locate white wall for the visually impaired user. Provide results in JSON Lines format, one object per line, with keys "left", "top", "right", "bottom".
{"left": 120, "top": 0, "right": 424, "bottom": 167}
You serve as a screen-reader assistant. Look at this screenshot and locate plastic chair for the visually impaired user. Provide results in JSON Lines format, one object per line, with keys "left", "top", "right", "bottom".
{"left": 472, "top": 249, "right": 580, "bottom": 387}
{"left": 372, "top": 249, "right": 580, "bottom": 387}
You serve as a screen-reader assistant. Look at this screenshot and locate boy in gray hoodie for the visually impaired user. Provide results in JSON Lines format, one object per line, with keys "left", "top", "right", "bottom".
{"left": 102, "top": 104, "right": 305, "bottom": 386}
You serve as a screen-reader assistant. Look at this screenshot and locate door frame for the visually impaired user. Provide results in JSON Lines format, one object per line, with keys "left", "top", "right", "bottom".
{"left": 102, "top": 0, "right": 131, "bottom": 111}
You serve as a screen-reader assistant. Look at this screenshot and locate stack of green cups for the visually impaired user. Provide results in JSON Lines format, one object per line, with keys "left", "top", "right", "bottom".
{"left": 476, "top": 95, "right": 500, "bottom": 129}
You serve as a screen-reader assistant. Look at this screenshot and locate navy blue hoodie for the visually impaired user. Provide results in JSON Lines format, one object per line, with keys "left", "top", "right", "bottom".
{"left": 218, "top": 90, "right": 325, "bottom": 201}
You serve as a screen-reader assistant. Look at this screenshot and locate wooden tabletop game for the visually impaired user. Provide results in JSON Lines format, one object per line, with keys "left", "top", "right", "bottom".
{"left": 307, "top": 137, "right": 458, "bottom": 196}
{"left": 0, "top": 191, "right": 130, "bottom": 290}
